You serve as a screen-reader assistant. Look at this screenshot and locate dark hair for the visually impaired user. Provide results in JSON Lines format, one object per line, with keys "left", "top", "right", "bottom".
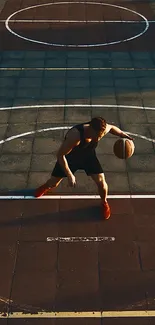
{"left": 90, "top": 117, "right": 107, "bottom": 133}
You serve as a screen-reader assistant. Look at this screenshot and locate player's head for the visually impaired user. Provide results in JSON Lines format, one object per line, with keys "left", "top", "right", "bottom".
{"left": 90, "top": 117, "right": 107, "bottom": 140}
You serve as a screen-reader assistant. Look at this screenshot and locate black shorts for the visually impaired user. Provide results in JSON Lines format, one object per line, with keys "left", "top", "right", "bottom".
{"left": 52, "top": 155, "right": 103, "bottom": 178}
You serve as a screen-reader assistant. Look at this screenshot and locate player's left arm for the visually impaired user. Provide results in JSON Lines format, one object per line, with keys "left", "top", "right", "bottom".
{"left": 107, "top": 124, "right": 133, "bottom": 140}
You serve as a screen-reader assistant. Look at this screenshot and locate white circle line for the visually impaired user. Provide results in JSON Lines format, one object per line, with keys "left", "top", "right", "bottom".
{"left": 5, "top": 1, "right": 149, "bottom": 48}
{"left": 0, "top": 126, "right": 154, "bottom": 145}
{"left": 0, "top": 104, "right": 155, "bottom": 111}
{"left": 0, "top": 105, "right": 154, "bottom": 144}
{"left": 0, "top": 127, "right": 69, "bottom": 145}
{"left": 1, "top": 19, "right": 154, "bottom": 23}
{"left": 124, "top": 132, "right": 155, "bottom": 143}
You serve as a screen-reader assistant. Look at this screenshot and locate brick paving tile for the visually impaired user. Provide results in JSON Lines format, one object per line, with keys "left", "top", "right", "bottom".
{"left": 0, "top": 200, "right": 23, "bottom": 241}
{"left": 19, "top": 199, "right": 59, "bottom": 241}
{"left": 10, "top": 255, "right": 57, "bottom": 312}
{"left": 0, "top": 243, "right": 17, "bottom": 312}
{"left": 99, "top": 270, "right": 146, "bottom": 310}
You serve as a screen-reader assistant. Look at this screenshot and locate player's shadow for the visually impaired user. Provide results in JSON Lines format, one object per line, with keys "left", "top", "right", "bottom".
{"left": 0, "top": 205, "right": 102, "bottom": 228}
{"left": 51, "top": 289, "right": 148, "bottom": 312}
{"left": 52, "top": 292, "right": 148, "bottom": 312}
{"left": 20, "top": 276, "right": 149, "bottom": 311}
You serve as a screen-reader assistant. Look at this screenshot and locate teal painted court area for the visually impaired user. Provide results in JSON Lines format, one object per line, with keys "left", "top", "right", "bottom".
{"left": 0, "top": 0, "right": 155, "bottom": 324}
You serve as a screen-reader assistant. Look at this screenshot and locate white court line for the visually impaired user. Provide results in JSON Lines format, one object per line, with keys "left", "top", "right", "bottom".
{"left": 0, "top": 105, "right": 154, "bottom": 145}
{"left": 0, "top": 104, "right": 155, "bottom": 111}
{"left": 1, "top": 67, "right": 155, "bottom": 70}
{"left": 1, "top": 68, "right": 155, "bottom": 71}
{"left": 47, "top": 236, "right": 115, "bottom": 242}
{"left": 0, "top": 195, "right": 155, "bottom": 199}
{"left": 5, "top": 1, "right": 149, "bottom": 47}
{"left": 37, "top": 194, "right": 155, "bottom": 199}
{"left": 0, "top": 128, "right": 154, "bottom": 145}
{"left": 1, "top": 310, "right": 155, "bottom": 318}
{"left": 1, "top": 19, "right": 155, "bottom": 23}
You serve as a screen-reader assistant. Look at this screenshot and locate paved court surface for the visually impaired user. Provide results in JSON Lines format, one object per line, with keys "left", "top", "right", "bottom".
{"left": 0, "top": 197, "right": 155, "bottom": 324}
{"left": 0, "top": 0, "right": 155, "bottom": 50}
{"left": 0, "top": 1, "right": 155, "bottom": 193}
{"left": 0, "top": 0, "right": 155, "bottom": 323}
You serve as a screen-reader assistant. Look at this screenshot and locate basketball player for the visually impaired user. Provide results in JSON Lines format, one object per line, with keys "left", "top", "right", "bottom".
{"left": 34, "top": 117, "right": 133, "bottom": 219}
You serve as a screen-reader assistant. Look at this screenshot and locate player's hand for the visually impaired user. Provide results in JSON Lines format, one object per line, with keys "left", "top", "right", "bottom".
{"left": 67, "top": 174, "right": 76, "bottom": 187}
{"left": 121, "top": 132, "right": 134, "bottom": 141}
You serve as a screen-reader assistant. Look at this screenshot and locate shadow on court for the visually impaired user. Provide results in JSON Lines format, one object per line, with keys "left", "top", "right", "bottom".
{"left": 0, "top": 197, "right": 155, "bottom": 315}
{"left": 0, "top": 203, "right": 101, "bottom": 227}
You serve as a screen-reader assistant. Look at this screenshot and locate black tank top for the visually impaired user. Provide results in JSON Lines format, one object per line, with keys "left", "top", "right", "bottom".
{"left": 65, "top": 122, "right": 98, "bottom": 159}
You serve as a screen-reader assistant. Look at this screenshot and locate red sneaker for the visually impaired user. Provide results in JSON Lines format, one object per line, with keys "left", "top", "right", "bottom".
{"left": 34, "top": 185, "right": 49, "bottom": 198}
{"left": 102, "top": 201, "right": 111, "bottom": 220}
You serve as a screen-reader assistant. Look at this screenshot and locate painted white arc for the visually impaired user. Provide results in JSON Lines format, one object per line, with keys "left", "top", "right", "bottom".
{"left": 0, "top": 104, "right": 155, "bottom": 111}
{"left": 5, "top": 1, "right": 149, "bottom": 48}
{"left": 0, "top": 126, "right": 70, "bottom": 145}
{"left": 0, "top": 105, "right": 154, "bottom": 145}
{"left": 0, "top": 126, "right": 154, "bottom": 145}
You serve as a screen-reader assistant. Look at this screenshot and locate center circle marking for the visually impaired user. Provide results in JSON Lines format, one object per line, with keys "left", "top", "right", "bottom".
{"left": 5, "top": 3, "right": 149, "bottom": 47}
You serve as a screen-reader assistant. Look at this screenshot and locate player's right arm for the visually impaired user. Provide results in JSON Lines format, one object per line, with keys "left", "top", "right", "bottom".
{"left": 56, "top": 129, "right": 80, "bottom": 186}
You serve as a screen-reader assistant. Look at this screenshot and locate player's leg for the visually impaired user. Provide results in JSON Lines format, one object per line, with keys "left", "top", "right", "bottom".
{"left": 34, "top": 158, "right": 78, "bottom": 197}
{"left": 90, "top": 173, "right": 110, "bottom": 220}
{"left": 34, "top": 176, "right": 63, "bottom": 198}
{"left": 84, "top": 155, "right": 107, "bottom": 201}
{"left": 90, "top": 173, "right": 108, "bottom": 203}
{"left": 84, "top": 155, "right": 111, "bottom": 219}
{"left": 34, "top": 160, "right": 67, "bottom": 197}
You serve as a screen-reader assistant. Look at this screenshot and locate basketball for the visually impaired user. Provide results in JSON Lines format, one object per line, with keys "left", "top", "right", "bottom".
{"left": 113, "top": 138, "right": 135, "bottom": 159}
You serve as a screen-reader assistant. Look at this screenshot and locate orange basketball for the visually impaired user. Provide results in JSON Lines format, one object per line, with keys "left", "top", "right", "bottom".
{"left": 113, "top": 139, "right": 135, "bottom": 159}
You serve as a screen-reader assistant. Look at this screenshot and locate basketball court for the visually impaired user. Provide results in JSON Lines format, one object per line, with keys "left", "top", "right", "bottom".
{"left": 0, "top": 0, "right": 155, "bottom": 324}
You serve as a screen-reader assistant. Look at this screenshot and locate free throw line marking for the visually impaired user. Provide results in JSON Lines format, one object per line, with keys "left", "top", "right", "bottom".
{"left": 47, "top": 236, "right": 115, "bottom": 242}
